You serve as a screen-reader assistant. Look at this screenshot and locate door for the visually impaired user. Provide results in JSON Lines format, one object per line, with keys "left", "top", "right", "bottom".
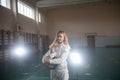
{"left": 87, "top": 35, "right": 95, "bottom": 48}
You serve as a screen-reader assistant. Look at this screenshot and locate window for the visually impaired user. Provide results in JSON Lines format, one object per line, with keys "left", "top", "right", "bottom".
{"left": 39, "top": 13, "right": 41, "bottom": 22}
{"left": 0, "top": 0, "right": 10, "bottom": 9}
{"left": 17, "top": 0, "right": 34, "bottom": 19}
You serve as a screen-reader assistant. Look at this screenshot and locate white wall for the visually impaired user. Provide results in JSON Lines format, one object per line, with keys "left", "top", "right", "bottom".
{"left": 45, "top": 2, "right": 120, "bottom": 38}
{"left": 43, "top": 2, "right": 120, "bottom": 47}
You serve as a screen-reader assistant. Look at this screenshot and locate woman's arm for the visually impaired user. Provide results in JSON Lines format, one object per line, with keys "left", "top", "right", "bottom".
{"left": 50, "top": 46, "right": 70, "bottom": 64}
{"left": 42, "top": 50, "right": 51, "bottom": 63}
{"left": 42, "top": 48, "right": 56, "bottom": 63}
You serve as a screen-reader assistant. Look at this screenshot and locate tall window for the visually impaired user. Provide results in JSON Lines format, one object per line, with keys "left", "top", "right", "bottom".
{"left": 0, "top": 0, "right": 10, "bottom": 9}
{"left": 39, "top": 13, "right": 41, "bottom": 22}
{"left": 17, "top": 0, "right": 34, "bottom": 19}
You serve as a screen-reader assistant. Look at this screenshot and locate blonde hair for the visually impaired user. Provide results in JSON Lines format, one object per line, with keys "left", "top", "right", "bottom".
{"left": 49, "top": 31, "right": 70, "bottom": 48}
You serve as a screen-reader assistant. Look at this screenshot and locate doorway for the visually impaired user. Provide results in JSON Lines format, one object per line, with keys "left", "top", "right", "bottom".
{"left": 87, "top": 35, "right": 95, "bottom": 48}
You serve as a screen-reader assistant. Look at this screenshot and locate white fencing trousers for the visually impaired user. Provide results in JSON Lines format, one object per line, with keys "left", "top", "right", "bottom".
{"left": 51, "top": 69, "right": 69, "bottom": 80}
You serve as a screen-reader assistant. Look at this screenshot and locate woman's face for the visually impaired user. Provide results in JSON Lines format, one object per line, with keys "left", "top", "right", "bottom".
{"left": 57, "top": 33, "right": 64, "bottom": 44}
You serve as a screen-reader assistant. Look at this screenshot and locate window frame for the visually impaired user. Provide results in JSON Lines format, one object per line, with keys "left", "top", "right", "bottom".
{"left": 17, "top": 0, "right": 35, "bottom": 19}
{"left": 0, "top": 0, "right": 10, "bottom": 9}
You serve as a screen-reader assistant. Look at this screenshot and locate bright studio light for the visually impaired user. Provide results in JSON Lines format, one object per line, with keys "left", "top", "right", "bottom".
{"left": 69, "top": 51, "right": 83, "bottom": 65}
{"left": 14, "top": 46, "right": 26, "bottom": 57}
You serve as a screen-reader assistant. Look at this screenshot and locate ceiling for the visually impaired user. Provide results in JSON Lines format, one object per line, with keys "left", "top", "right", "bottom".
{"left": 36, "top": 0, "right": 108, "bottom": 8}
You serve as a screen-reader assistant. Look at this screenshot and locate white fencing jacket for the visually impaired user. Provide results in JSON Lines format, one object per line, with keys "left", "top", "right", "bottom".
{"left": 42, "top": 43, "right": 70, "bottom": 70}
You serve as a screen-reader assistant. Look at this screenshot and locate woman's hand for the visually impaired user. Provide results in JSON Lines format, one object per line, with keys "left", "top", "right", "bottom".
{"left": 44, "top": 56, "right": 50, "bottom": 64}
